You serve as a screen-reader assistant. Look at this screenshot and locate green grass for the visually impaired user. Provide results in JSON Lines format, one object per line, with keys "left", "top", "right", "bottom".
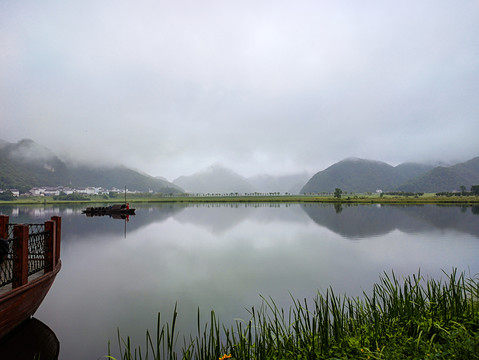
{"left": 106, "top": 269, "right": 479, "bottom": 360}
{"left": 2, "top": 193, "right": 479, "bottom": 205}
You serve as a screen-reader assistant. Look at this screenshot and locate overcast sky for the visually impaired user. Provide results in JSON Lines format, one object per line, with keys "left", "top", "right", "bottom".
{"left": 1, "top": 1, "right": 478, "bottom": 181}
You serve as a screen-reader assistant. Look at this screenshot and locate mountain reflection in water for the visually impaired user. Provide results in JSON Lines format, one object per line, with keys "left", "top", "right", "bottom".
{"left": 0, "top": 203, "right": 478, "bottom": 240}
{"left": 0, "top": 202, "right": 477, "bottom": 360}
{"left": 301, "top": 203, "right": 479, "bottom": 239}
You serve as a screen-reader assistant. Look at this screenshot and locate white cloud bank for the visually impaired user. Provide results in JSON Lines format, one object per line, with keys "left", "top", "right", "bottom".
{"left": 1, "top": 0, "right": 478, "bottom": 180}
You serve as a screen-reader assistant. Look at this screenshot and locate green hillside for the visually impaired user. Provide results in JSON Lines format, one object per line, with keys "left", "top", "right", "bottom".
{"left": 3, "top": 138, "right": 477, "bottom": 195}
{"left": 0, "top": 139, "right": 183, "bottom": 194}
{"left": 393, "top": 162, "right": 435, "bottom": 183}
{"left": 397, "top": 157, "right": 479, "bottom": 192}
{"left": 0, "top": 139, "right": 70, "bottom": 192}
{"left": 301, "top": 157, "right": 478, "bottom": 194}
{"left": 68, "top": 165, "right": 183, "bottom": 193}
{"left": 301, "top": 158, "right": 403, "bottom": 193}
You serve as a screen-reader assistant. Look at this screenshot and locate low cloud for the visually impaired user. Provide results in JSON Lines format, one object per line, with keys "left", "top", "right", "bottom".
{"left": 1, "top": 0, "right": 478, "bottom": 179}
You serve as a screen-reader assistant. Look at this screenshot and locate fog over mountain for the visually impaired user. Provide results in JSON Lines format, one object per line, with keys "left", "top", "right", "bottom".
{"left": 1, "top": 138, "right": 478, "bottom": 194}
{"left": 248, "top": 173, "right": 311, "bottom": 194}
{"left": 173, "top": 163, "right": 256, "bottom": 194}
{"left": 173, "top": 163, "right": 311, "bottom": 194}
{"left": 0, "top": 139, "right": 182, "bottom": 193}
{"left": 397, "top": 157, "right": 479, "bottom": 193}
{"left": 6, "top": 139, "right": 58, "bottom": 164}
{"left": 2, "top": 1, "right": 478, "bottom": 180}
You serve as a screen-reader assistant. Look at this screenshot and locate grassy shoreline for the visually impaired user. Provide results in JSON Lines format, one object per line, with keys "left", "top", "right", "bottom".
{"left": 2, "top": 194, "right": 479, "bottom": 205}
{"left": 108, "top": 270, "right": 479, "bottom": 360}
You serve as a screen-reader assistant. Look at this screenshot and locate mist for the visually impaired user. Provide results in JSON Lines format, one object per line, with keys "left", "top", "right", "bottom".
{"left": 1, "top": 0, "right": 478, "bottom": 180}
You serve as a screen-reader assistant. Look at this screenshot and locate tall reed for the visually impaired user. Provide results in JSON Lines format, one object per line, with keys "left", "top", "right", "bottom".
{"left": 107, "top": 269, "right": 479, "bottom": 359}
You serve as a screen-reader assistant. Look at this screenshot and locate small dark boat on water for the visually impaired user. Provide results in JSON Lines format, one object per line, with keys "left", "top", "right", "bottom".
{"left": 82, "top": 204, "right": 135, "bottom": 216}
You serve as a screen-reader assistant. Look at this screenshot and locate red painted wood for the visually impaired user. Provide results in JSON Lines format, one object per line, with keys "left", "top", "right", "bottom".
{"left": 44, "top": 220, "right": 56, "bottom": 272}
{"left": 51, "top": 216, "right": 61, "bottom": 263}
{"left": 0, "top": 262, "right": 61, "bottom": 339}
{"left": 12, "top": 225, "right": 28, "bottom": 288}
{"left": 0, "top": 215, "right": 8, "bottom": 239}
{"left": 0, "top": 216, "right": 62, "bottom": 339}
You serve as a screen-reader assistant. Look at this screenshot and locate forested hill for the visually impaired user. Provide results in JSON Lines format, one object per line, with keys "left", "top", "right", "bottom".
{"left": 0, "top": 139, "right": 183, "bottom": 194}
{"left": 300, "top": 158, "right": 430, "bottom": 193}
{"left": 397, "top": 157, "right": 479, "bottom": 193}
{"left": 300, "top": 157, "right": 479, "bottom": 194}
{"left": 0, "top": 139, "right": 70, "bottom": 192}
{"left": 3, "top": 139, "right": 477, "bottom": 195}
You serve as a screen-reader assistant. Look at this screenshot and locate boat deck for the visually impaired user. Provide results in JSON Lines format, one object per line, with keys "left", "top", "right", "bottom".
{"left": 0, "top": 271, "right": 45, "bottom": 296}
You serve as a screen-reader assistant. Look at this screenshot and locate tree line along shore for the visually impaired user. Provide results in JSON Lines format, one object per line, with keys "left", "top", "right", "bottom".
{"left": 1, "top": 192, "right": 479, "bottom": 205}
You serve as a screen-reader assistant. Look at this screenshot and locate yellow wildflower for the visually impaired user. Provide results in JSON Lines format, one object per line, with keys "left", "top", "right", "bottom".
{"left": 219, "top": 354, "right": 232, "bottom": 360}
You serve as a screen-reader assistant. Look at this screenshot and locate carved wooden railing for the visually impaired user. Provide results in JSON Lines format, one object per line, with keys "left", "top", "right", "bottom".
{"left": 0, "top": 215, "right": 61, "bottom": 289}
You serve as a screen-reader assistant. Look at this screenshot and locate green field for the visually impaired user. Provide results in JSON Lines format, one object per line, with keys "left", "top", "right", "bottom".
{"left": 2, "top": 193, "right": 479, "bottom": 205}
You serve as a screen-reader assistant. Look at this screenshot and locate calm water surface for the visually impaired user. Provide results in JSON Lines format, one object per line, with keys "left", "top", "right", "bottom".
{"left": 1, "top": 203, "right": 478, "bottom": 360}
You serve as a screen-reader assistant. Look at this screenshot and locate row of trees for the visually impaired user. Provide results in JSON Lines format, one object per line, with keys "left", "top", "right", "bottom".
{"left": 52, "top": 192, "right": 90, "bottom": 201}
{"left": 332, "top": 185, "right": 479, "bottom": 199}
{"left": 468, "top": 185, "right": 479, "bottom": 195}
{"left": 0, "top": 191, "right": 15, "bottom": 201}
{"left": 333, "top": 188, "right": 426, "bottom": 199}
{"left": 383, "top": 192, "right": 424, "bottom": 197}
{"left": 437, "top": 185, "right": 479, "bottom": 197}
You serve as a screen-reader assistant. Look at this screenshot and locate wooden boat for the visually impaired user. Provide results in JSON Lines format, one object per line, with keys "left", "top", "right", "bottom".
{"left": 82, "top": 204, "right": 136, "bottom": 216}
{"left": 0, "top": 216, "right": 62, "bottom": 340}
{"left": 83, "top": 186, "right": 136, "bottom": 216}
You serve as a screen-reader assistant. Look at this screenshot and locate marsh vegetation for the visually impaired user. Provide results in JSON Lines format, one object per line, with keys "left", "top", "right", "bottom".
{"left": 109, "top": 270, "right": 479, "bottom": 360}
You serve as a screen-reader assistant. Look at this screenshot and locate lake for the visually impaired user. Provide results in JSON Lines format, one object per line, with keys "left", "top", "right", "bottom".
{"left": 1, "top": 203, "right": 478, "bottom": 359}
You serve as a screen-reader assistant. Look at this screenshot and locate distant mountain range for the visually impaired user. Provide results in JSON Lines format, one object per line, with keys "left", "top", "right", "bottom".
{"left": 397, "top": 157, "right": 479, "bottom": 193}
{"left": 173, "top": 164, "right": 256, "bottom": 194}
{"left": 301, "top": 157, "right": 479, "bottom": 194}
{"left": 248, "top": 172, "right": 311, "bottom": 194}
{"left": 1, "top": 139, "right": 478, "bottom": 194}
{"left": 0, "top": 139, "right": 183, "bottom": 194}
{"left": 172, "top": 164, "right": 310, "bottom": 194}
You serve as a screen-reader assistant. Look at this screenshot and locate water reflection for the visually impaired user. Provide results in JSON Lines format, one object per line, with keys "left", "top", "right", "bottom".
{"left": 1, "top": 203, "right": 478, "bottom": 240}
{"left": 0, "top": 318, "right": 59, "bottom": 360}
{"left": 0, "top": 203, "right": 478, "bottom": 360}
{"left": 301, "top": 203, "right": 479, "bottom": 239}
{"left": 173, "top": 203, "right": 308, "bottom": 234}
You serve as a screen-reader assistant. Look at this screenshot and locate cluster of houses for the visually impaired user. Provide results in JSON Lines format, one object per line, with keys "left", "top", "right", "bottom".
{"left": 29, "top": 186, "right": 108, "bottom": 197}
{"left": 0, "top": 186, "right": 134, "bottom": 197}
